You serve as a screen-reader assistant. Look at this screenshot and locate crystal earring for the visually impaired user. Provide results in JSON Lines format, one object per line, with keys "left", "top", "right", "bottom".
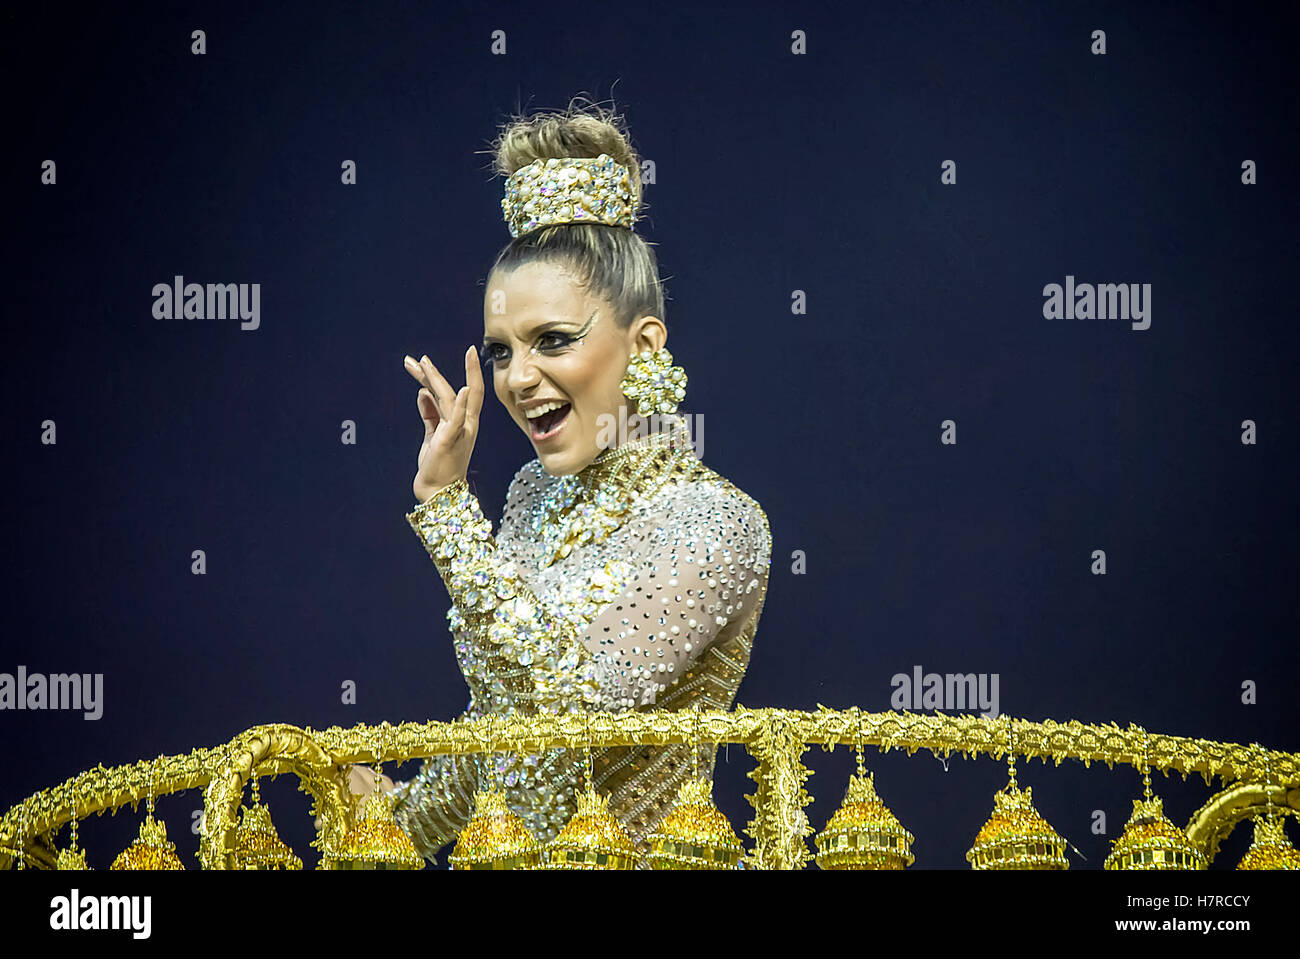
{"left": 620, "top": 347, "right": 687, "bottom": 416}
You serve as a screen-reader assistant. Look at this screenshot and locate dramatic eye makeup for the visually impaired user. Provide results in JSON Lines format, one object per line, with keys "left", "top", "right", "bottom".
{"left": 482, "top": 312, "right": 597, "bottom": 367}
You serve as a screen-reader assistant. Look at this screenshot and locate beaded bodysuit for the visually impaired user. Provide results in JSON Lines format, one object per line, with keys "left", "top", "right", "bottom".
{"left": 391, "top": 418, "right": 771, "bottom": 864}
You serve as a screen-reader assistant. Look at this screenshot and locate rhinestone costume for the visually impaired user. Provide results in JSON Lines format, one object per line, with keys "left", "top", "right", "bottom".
{"left": 391, "top": 418, "right": 771, "bottom": 865}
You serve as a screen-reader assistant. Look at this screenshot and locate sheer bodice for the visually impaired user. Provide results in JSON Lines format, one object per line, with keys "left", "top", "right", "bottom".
{"left": 391, "top": 417, "right": 771, "bottom": 864}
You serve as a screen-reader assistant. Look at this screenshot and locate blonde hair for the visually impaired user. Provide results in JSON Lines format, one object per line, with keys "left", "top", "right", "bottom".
{"left": 485, "top": 96, "right": 666, "bottom": 328}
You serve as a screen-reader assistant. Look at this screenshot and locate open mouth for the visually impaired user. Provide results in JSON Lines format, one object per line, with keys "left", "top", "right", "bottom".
{"left": 526, "top": 402, "right": 571, "bottom": 441}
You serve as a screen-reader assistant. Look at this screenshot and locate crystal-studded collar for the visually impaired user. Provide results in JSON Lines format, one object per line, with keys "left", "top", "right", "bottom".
{"left": 532, "top": 416, "right": 701, "bottom": 566}
{"left": 575, "top": 415, "right": 695, "bottom": 489}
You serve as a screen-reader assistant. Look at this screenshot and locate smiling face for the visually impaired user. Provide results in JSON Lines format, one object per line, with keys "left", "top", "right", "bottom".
{"left": 482, "top": 259, "right": 665, "bottom": 475}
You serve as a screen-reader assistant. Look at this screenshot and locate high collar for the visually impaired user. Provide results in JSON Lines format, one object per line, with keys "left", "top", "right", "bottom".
{"left": 532, "top": 414, "right": 706, "bottom": 566}
{"left": 574, "top": 414, "right": 696, "bottom": 492}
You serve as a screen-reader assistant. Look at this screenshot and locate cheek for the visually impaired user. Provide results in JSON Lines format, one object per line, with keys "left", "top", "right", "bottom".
{"left": 492, "top": 370, "right": 512, "bottom": 410}
{"left": 546, "top": 354, "right": 612, "bottom": 405}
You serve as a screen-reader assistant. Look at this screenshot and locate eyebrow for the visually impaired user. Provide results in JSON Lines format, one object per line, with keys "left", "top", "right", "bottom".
{"left": 483, "top": 310, "right": 598, "bottom": 345}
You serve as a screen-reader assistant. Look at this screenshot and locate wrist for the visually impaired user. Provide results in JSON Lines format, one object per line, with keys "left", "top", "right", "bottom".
{"left": 414, "top": 477, "right": 466, "bottom": 507}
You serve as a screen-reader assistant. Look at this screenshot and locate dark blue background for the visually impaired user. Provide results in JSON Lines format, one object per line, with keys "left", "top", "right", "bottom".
{"left": 3, "top": 0, "right": 1297, "bottom": 869}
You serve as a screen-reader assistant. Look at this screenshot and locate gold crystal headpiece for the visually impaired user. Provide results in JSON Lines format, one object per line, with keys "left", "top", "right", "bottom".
{"left": 501, "top": 154, "right": 636, "bottom": 239}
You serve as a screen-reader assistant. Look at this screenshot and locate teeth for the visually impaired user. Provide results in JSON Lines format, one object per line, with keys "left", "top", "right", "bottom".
{"left": 524, "top": 401, "right": 567, "bottom": 419}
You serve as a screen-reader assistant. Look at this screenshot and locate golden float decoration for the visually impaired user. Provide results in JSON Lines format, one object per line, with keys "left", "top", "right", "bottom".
{"left": 231, "top": 776, "right": 301, "bottom": 870}
{"left": 3, "top": 711, "right": 1297, "bottom": 871}
{"left": 1235, "top": 745, "right": 1300, "bottom": 870}
{"left": 319, "top": 760, "right": 423, "bottom": 870}
{"left": 1104, "top": 731, "right": 1205, "bottom": 870}
{"left": 110, "top": 804, "right": 184, "bottom": 871}
{"left": 541, "top": 782, "right": 640, "bottom": 869}
{"left": 967, "top": 723, "right": 1069, "bottom": 870}
{"left": 1236, "top": 814, "right": 1300, "bottom": 870}
{"left": 448, "top": 786, "right": 542, "bottom": 870}
{"left": 110, "top": 760, "right": 184, "bottom": 871}
{"left": 55, "top": 785, "right": 90, "bottom": 870}
{"left": 645, "top": 777, "right": 744, "bottom": 869}
{"left": 816, "top": 770, "right": 914, "bottom": 869}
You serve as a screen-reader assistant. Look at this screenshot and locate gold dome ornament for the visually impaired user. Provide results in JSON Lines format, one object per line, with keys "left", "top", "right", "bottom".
{"left": 644, "top": 707, "right": 742, "bottom": 869}
{"left": 1237, "top": 814, "right": 1300, "bottom": 870}
{"left": 111, "top": 760, "right": 184, "bottom": 871}
{"left": 967, "top": 719, "right": 1069, "bottom": 870}
{"left": 1104, "top": 794, "right": 1205, "bottom": 870}
{"left": 448, "top": 717, "right": 541, "bottom": 869}
{"left": 320, "top": 761, "right": 423, "bottom": 870}
{"left": 646, "top": 777, "right": 744, "bottom": 870}
{"left": 815, "top": 741, "right": 915, "bottom": 870}
{"left": 232, "top": 776, "right": 302, "bottom": 870}
{"left": 1236, "top": 747, "right": 1300, "bottom": 870}
{"left": 541, "top": 720, "right": 640, "bottom": 869}
{"left": 542, "top": 781, "right": 640, "bottom": 869}
{"left": 1104, "top": 733, "right": 1205, "bottom": 870}
{"left": 448, "top": 786, "right": 542, "bottom": 870}
{"left": 111, "top": 802, "right": 184, "bottom": 870}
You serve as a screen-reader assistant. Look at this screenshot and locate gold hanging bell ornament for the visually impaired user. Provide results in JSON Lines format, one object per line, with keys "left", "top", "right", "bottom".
{"left": 967, "top": 783, "right": 1069, "bottom": 870}
{"left": 541, "top": 782, "right": 641, "bottom": 870}
{"left": 56, "top": 844, "right": 89, "bottom": 870}
{"left": 1236, "top": 814, "right": 1300, "bottom": 870}
{"left": 815, "top": 771, "right": 915, "bottom": 869}
{"left": 1105, "top": 736, "right": 1205, "bottom": 870}
{"left": 1235, "top": 744, "right": 1300, "bottom": 870}
{"left": 320, "top": 769, "right": 423, "bottom": 870}
{"left": 111, "top": 761, "right": 184, "bottom": 871}
{"left": 231, "top": 778, "right": 302, "bottom": 870}
{"left": 448, "top": 786, "right": 542, "bottom": 870}
{"left": 967, "top": 722, "right": 1068, "bottom": 870}
{"left": 110, "top": 802, "right": 184, "bottom": 870}
{"left": 645, "top": 778, "right": 744, "bottom": 870}
{"left": 1104, "top": 794, "right": 1206, "bottom": 870}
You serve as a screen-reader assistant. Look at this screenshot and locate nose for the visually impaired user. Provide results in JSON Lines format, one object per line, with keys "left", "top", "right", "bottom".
{"left": 505, "top": 349, "right": 541, "bottom": 395}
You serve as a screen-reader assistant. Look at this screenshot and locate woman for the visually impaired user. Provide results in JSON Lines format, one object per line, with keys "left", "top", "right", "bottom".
{"left": 352, "top": 101, "right": 771, "bottom": 865}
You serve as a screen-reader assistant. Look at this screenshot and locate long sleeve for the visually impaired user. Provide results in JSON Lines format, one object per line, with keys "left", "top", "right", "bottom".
{"left": 406, "top": 472, "right": 771, "bottom": 716}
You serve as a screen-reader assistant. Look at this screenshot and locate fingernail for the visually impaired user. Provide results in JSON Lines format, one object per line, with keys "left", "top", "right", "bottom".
{"left": 421, "top": 355, "right": 429, "bottom": 363}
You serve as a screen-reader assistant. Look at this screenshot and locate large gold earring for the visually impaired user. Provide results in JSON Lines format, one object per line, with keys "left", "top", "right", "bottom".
{"left": 620, "top": 348, "right": 687, "bottom": 416}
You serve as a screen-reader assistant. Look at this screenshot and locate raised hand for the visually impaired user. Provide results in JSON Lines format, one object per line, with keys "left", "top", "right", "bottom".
{"left": 403, "top": 347, "right": 484, "bottom": 503}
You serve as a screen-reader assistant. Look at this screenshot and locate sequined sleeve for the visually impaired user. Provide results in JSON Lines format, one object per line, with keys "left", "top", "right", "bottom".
{"left": 406, "top": 473, "right": 771, "bottom": 714}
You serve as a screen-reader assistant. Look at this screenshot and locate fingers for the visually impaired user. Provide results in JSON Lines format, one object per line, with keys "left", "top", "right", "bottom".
{"left": 418, "top": 355, "right": 457, "bottom": 417}
{"left": 448, "top": 384, "right": 469, "bottom": 437}
{"left": 465, "top": 346, "right": 485, "bottom": 429}
{"left": 405, "top": 349, "right": 482, "bottom": 436}
{"left": 404, "top": 356, "right": 439, "bottom": 413}
{"left": 416, "top": 388, "right": 440, "bottom": 432}
{"left": 421, "top": 353, "right": 457, "bottom": 413}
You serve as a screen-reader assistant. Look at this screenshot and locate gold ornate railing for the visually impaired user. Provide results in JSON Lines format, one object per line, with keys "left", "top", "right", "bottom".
{"left": 2, "top": 706, "right": 1297, "bottom": 869}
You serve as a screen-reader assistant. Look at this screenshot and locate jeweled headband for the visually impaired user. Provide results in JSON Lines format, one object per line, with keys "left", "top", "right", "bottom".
{"left": 500, "top": 154, "right": 636, "bottom": 239}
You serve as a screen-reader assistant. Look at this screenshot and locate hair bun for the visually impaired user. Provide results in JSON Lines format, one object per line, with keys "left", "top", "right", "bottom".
{"left": 491, "top": 96, "right": 642, "bottom": 214}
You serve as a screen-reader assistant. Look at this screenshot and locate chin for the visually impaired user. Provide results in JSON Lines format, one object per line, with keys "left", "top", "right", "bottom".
{"left": 537, "top": 451, "right": 582, "bottom": 476}
{"left": 536, "top": 444, "right": 596, "bottom": 477}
